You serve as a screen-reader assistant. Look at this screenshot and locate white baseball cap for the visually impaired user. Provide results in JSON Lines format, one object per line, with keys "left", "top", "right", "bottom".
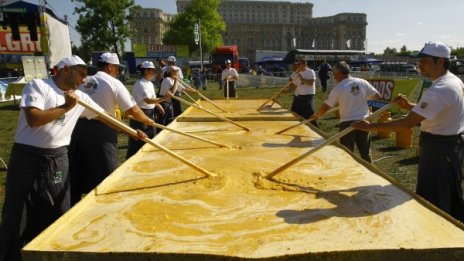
{"left": 167, "top": 56, "right": 176, "bottom": 63}
{"left": 167, "top": 65, "right": 181, "bottom": 73}
{"left": 56, "top": 55, "right": 87, "bottom": 69}
{"left": 225, "top": 59, "right": 231, "bottom": 64}
{"left": 140, "top": 61, "right": 155, "bottom": 69}
{"left": 100, "top": 52, "right": 120, "bottom": 65}
{"left": 410, "top": 42, "right": 451, "bottom": 59}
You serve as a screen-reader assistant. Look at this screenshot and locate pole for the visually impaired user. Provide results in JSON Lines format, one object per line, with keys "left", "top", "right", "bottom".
{"left": 38, "top": 0, "right": 50, "bottom": 73}
{"left": 199, "top": 18, "right": 203, "bottom": 72}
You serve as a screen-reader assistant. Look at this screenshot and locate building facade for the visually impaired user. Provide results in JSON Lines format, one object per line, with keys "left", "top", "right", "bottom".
{"left": 130, "top": 8, "right": 174, "bottom": 46}
{"left": 176, "top": 0, "right": 366, "bottom": 62}
{"left": 132, "top": 1, "right": 366, "bottom": 63}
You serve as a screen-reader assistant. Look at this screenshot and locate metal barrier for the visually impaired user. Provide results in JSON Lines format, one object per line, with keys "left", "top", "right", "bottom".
{"left": 0, "top": 77, "right": 22, "bottom": 101}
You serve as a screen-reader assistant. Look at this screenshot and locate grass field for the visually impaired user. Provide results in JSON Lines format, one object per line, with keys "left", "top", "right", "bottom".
{"left": 0, "top": 81, "right": 420, "bottom": 217}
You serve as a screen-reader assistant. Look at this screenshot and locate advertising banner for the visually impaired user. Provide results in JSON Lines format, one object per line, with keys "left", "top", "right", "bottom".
{"left": 0, "top": 27, "right": 42, "bottom": 54}
{"left": 365, "top": 78, "right": 422, "bottom": 113}
{"left": 133, "top": 44, "right": 189, "bottom": 58}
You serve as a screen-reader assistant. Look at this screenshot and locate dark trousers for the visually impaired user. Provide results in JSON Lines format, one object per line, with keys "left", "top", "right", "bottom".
{"left": 0, "top": 144, "right": 70, "bottom": 261}
{"left": 172, "top": 92, "right": 182, "bottom": 117}
{"left": 339, "top": 120, "right": 372, "bottom": 163}
{"left": 417, "top": 132, "right": 464, "bottom": 222}
{"left": 320, "top": 77, "right": 329, "bottom": 92}
{"left": 69, "top": 119, "right": 118, "bottom": 206}
{"left": 291, "top": 94, "right": 318, "bottom": 127}
{"left": 156, "top": 100, "right": 174, "bottom": 128}
{"left": 126, "top": 108, "right": 155, "bottom": 159}
{"left": 223, "top": 81, "right": 236, "bottom": 98}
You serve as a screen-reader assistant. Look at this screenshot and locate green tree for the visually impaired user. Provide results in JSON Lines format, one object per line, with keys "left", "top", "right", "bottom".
{"left": 71, "top": 44, "right": 91, "bottom": 63}
{"left": 398, "top": 45, "right": 412, "bottom": 57}
{"left": 383, "top": 47, "right": 398, "bottom": 56}
{"left": 451, "top": 47, "right": 464, "bottom": 58}
{"left": 71, "top": 0, "right": 140, "bottom": 57}
{"left": 163, "top": 0, "right": 225, "bottom": 55}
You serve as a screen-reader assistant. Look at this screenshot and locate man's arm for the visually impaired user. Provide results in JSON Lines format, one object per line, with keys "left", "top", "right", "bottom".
{"left": 125, "top": 105, "right": 154, "bottom": 125}
{"left": 352, "top": 111, "right": 424, "bottom": 132}
{"left": 24, "top": 90, "right": 78, "bottom": 128}
{"left": 313, "top": 103, "right": 332, "bottom": 119}
{"left": 298, "top": 73, "right": 315, "bottom": 85}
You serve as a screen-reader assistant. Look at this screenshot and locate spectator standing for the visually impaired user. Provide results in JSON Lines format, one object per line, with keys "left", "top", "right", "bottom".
{"left": 318, "top": 59, "right": 332, "bottom": 92}
{"left": 201, "top": 67, "right": 208, "bottom": 90}
{"left": 311, "top": 61, "right": 381, "bottom": 163}
{"left": 222, "top": 60, "right": 239, "bottom": 98}
{"left": 193, "top": 69, "right": 201, "bottom": 89}
{"left": 69, "top": 52, "right": 154, "bottom": 205}
{"left": 352, "top": 42, "right": 464, "bottom": 222}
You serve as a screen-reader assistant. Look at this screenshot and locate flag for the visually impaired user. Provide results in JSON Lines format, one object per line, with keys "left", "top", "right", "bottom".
{"left": 311, "top": 39, "right": 315, "bottom": 48}
{"left": 293, "top": 37, "right": 297, "bottom": 48}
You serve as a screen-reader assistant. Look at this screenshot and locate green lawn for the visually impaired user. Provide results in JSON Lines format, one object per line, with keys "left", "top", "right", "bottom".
{"left": 0, "top": 82, "right": 420, "bottom": 217}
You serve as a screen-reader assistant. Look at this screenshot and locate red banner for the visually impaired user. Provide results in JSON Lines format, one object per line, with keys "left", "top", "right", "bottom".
{"left": 368, "top": 79, "right": 395, "bottom": 101}
{"left": 0, "top": 28, "right": 42, "bottom": 54}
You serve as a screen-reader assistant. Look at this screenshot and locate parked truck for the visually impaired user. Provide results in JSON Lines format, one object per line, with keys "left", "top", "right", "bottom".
{"left": 210, "top": 45, "right": 239, "bottom": 74}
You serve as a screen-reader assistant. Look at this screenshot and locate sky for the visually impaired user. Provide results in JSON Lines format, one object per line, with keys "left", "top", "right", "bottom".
{"left": 38, "top": 0, "right": 464, "bottom": 54}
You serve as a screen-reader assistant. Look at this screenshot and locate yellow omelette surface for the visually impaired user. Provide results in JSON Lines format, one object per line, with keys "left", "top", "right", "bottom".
{"left": 24, "top": 100, "right": 464, "bottom": 259}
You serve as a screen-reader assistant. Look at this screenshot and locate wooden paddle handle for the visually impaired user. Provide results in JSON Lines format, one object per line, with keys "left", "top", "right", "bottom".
{"left": 171, "top": 96, "right": 250, "bottom": 132}
{"left": 179, "top": 81, "right": 227, "bottom": 112}
{"left": 127, "top": 115, "right": 229, "bottom": 148}
{"left": 276, "top": 106, "right": 339, "bottom": 135}
{"left": 266, "top": 103, "right": 393, "bottom": 179}
{"left": 257, "top": 83, "right": 290, "bottom": 111}
{"left": 77, "top": 99, "right": 215, "bottom": 177}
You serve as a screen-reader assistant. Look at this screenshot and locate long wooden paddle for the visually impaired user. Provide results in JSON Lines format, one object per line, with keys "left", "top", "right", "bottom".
{"left": 77, "top": 99, "right": 216, "bottom": 177}
{"left": 178, "top": 81, "right": 227, "bottom": 112}
{"left": 256, "top": 82, "right": 291, "bottom": 111}
{"left": 127, "top": 115, "right": 230, "bottom": 148}
{"left": 226, "top": 79, "right": 230, "bottom": 102}
{"left": 171, "top": 96, "right": 250, "bottom": 132}
{"left": 275, "top": 106, "right": 339, "bottom": 135}
{"left": 182, "top": 90, "right": 201, "bottom": 107}
{"left": 265, "top": 103, "right": 393, "bottom": 180}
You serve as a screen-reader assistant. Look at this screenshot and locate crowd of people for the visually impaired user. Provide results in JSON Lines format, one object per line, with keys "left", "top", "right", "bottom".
{"left": 1, "top": 41, "right": 464, "bottom": 260}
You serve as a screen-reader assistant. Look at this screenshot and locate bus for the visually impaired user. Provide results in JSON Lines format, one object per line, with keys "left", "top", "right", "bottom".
{"left": 284, "top": 49, "right": 367, "bottom": 68}
{"left": 188, "top": 60, "right": 211, "bottom": 71}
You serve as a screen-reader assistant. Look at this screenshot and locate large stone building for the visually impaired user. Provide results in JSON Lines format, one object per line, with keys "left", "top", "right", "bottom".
{"left": 132, "top": 1, "right": 366, "bottom": 62}
{"left": 131, "top": 8, "right": 174, "bottom": 45}
{"left": 177, "top": 0, "right": 366, "bottom": 62}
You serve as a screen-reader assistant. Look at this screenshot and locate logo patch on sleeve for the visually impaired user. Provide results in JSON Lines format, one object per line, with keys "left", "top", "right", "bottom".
{"left": 420, "top": 102, "right": 428, "bottom": 109}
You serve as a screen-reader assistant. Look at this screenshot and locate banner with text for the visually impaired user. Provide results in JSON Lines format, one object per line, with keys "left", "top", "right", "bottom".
{"left": 133, "top": 44, "right": 189, "bottom": 58}
{"left": 0, "top": 26, "right": 42, "bottom": 54}
{"left": 365, "top": 78, "right": 422, "bottom": 113}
